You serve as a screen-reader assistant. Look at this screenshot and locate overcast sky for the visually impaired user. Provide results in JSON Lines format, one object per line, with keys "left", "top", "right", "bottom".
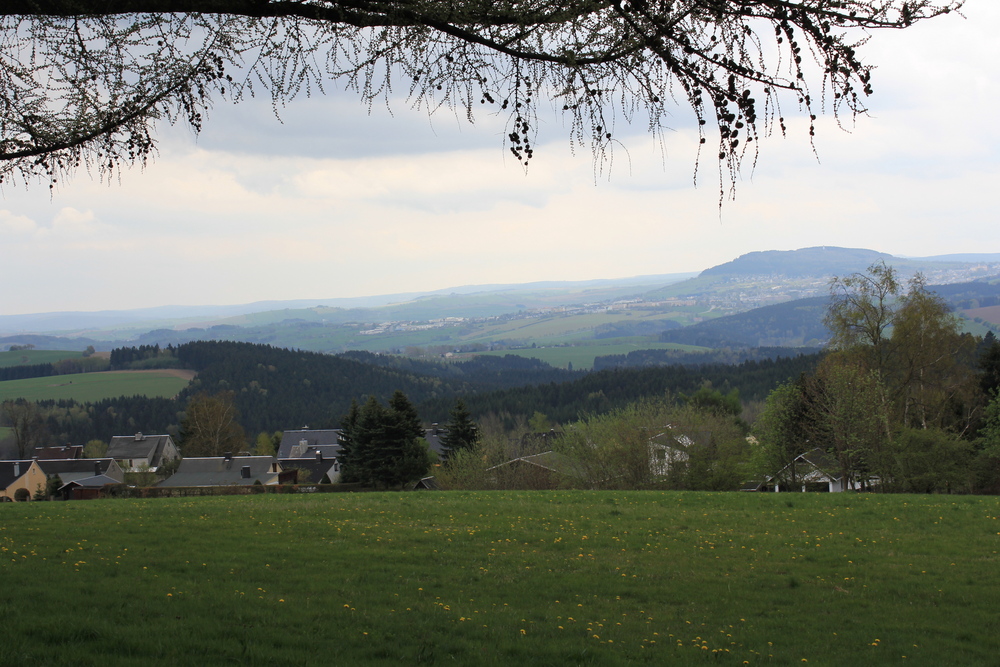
{"left": 1, "top": 3, "right": 997, "bottom": 316}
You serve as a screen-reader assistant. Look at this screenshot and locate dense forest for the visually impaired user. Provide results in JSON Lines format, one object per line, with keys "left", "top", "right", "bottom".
{"left": 423, "top": 353, "right": 823, "bottom": 426}
{"left": 15, "top": 340, "right": 818, "bottom": 448}
{"left": 593, "top": 346, "right": 823, "bottom": 371}
{"left": 657, "top": 297, "right": 830, "bottom": 348}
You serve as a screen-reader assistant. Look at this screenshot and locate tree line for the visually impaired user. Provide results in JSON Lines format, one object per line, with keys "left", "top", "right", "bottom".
{"left": 753, "top": 263, "right": 1000, "bottom": 494}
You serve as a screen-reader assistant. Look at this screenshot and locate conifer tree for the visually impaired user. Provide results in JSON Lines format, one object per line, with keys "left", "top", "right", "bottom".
{"left": 441, "top": 399, "right": 480, "bottom": 459}
{"left": 339, "top": 392, "right": 429, "bottom": 488}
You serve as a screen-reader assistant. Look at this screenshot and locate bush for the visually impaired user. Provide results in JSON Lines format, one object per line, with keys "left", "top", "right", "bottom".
{"left": 14, "top": 488, "right": 30, "bottom": 502}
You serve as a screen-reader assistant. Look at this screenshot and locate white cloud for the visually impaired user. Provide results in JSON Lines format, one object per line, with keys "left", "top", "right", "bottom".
{"left": 1, "top": 6, "right": 998, "bottom": 315}
{"left": 0, "top": 210, "right": 37, "bottom": 236}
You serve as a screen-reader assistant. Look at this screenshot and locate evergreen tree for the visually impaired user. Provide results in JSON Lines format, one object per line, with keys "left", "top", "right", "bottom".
{"left": 441, "top": 399, "right": 479, "bottom": 459}
{"left": 381, "top": 391, "right": 431, "bottom": 487}
{"left": 339, "top": 392, "right": 430, "bottom": 488}
{"left": 337, "top": 398, "right": 363, "bottom": 484}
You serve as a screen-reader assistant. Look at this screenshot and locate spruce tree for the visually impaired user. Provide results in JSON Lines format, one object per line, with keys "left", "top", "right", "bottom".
{"left": 338, "top": 398, "right": 362, "bottom": 483}
{"left": 441, "top": 399, "right": 479, "bottom": 459}
{"left": 339, "top": 392, "right": 429, "bottom": 488}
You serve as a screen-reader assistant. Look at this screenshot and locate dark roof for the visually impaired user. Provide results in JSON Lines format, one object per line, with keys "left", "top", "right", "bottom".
{"left": 59, "top": 474, "right": 121, "bottom": 490}
{"left": 278, "top": 429, "right": 342, "bottom": 458}
{"left": 158, "top": 456, "right": 280, "bottom": 487}
{"left": 107, "top": 434, "right": 174, "bottom": 460}
{"left": 414, "top": 476, "right": 440, "bottom": 490}
{"left": 423, "top": 429, "right": 447, "bottom": 457}
{"left": 35, "top": 458, "right": 123, "bottom": 485}
{"left": 798, "top": 447, "right": 840, "bottom": 474}
{"left": 36, "top": 458, "right": 116, "bottom": 476}
{"left": 0, "top": 460, "right": 37, "bottom": 489}
{"left": 32, "top": 445, "right": 83, "bottom": 460}
{"left": 278, "top": 458, "right": 339, "bottom": 484}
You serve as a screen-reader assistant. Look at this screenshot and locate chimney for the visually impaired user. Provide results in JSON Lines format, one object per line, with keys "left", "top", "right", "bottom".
{"left": 135, "top": 432, "right": 144, "bottom": 441}
{"left": 13, "top": 462, "right": 19, "bottom": 477}
{"left": 224, "top": 452, "right": 232, "bottom": 462}
{"left": 95, "top": 461, "right": 102, "bottom": 476}
{"left": 315, "top": 451, "right": 323, "bottom": 462}
{"left": 241, "top": 465, "right": 251, "bottom": 479}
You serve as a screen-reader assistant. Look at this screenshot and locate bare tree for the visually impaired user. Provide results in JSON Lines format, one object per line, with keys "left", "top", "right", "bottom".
{"left": 1, "top": 399, "right": 49, "bottom": 458}
{"left": 1, "top": 1, "right": 960, "bottom": 198}
{"left": 178, "top": 390, "right": 247, "bottom": 457}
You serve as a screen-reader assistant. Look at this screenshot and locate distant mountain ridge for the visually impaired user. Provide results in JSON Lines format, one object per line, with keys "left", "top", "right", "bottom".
{"left": 0, "top": 272, "right": 697, "bottom": 335}
{"left": 701, "top": 247, "right": 894, "bottom": 278}
{"left": 3, "top": 246, "right": 999, "bottom": 354}
{"left": 701, "top": 246, "right": 1000, "bottom": 279}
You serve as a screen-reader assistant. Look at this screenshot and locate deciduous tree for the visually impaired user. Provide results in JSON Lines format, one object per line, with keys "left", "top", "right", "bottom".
{"left": 1, "top": 1, "right": 959, "bottom": 198}
{"left": 890, "top": 275, "right": 976, "bottom": 431}
{"left": 805, "top": 357, "right": 890, "bottom": 490}
{"left": 1, "top": 399, "right": 49, "bottom": 458}
{"left": 751, "top": 378, "right": 812, "bottom": 485}
{"left": 825, "top": 260, "right": 902, "bottom": 374}
{"left": 179, "top": 390, "right": 247, "bottom": 457}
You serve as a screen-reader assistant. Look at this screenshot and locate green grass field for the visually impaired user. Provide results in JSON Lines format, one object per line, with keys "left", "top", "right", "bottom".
{"left": 0, "top": 370, "right": 192, "bottom": 402}
{"left": 0, "top": 349, "right": 84, "bottom": 368}
{"left": 1, "top": 491, "right": 997, "bottom": 665}
{"left": 462, "top": 312, "right": 682, "bottom": 344}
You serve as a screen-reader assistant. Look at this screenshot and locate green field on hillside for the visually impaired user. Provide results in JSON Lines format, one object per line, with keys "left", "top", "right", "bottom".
{"left": 0, "top": 370, "right": 191, "bottom": 402}
{"left": 1, "top": 491, "right": 997, "bottom": 665}
{"left": 462, "top": 312, "right": 676, "bottom": 343}
{"left": 0, "top": 349, "right": 84, "bottom": 368}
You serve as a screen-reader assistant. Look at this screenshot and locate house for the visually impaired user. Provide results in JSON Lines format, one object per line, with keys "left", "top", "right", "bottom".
{"left": 487, "top": 451, "right": 588, "bottom": 489}
{"left": 760, "top": 448, "right": 866, "bottom": 493}
{"left": 278, "top": 429, "right": 342, "bottom": 459}
{"left": 32, "top": 445, "right": 84, "bottom": 460}
{"left": 158, "top": 454, "right": 284, "bottom": 487}
{"left": 58, "top": 474, "right": 123, "bottom": 501}
{"left": 0, "top": 460, "right": 47, "bottom": 501}
{"left": 36, "top": 458, "right": 124, "bottom": 485}
{"left": 107, "top": 433, "right": 179, "bottom": 471}
{"left": 647, "top": 427, "right": 695, "bottom": 476}
{"left": 278, "top": 450, "right": 340, "bottom": 484}
{"left": 423, "top": 427, "right": 447, "bottom": 459}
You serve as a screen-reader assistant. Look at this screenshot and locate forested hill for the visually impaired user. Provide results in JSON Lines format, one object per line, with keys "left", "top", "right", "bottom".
{"left": 418, "top": 352, "right": 823, "bottom": 426}
{"left": 658, "top": 297, "right": 830, "bottom": 348}
{"left": 40, "top": 341, "right": 581, "bottom": 443}
{"left": 700, "top": 247, "right": 893, "bottom": 278}
{"left": 173, "top": 341, "right": 581, "bottom": 432}
{"left": 337, "top": 350, "right": 576, "bottom": 388}
{"left": 38, "top": 340, "right": 818, "bottom": 444}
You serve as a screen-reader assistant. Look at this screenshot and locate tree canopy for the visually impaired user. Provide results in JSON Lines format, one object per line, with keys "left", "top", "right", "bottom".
{"left": 338, "top": 391, "right": 430, "bottom": 488}
{"left": 2, "top": 1, "right": 960, "bottom": 196}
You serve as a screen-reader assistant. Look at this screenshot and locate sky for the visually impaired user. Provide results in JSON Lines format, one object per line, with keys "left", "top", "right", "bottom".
{"left": 1, "top": 2, "right": 998, "bottom": 316}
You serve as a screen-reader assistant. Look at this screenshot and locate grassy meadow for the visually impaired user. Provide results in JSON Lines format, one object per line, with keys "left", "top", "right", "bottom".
{"left": 0, "top": 370, "right": 193, "bottom": 402}
{"left": 2, "top": 491, "right": 998, "bottom": 665}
